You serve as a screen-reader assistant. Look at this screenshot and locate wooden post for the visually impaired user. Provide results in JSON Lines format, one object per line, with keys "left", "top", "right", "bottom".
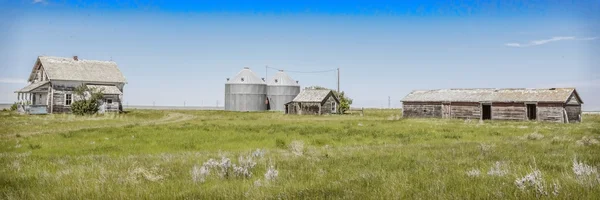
{"left": 337, "top": 68, "right": 340, "bottom": 95}
{"left": 318, "top": 104, "right": 322, "bottom": 115}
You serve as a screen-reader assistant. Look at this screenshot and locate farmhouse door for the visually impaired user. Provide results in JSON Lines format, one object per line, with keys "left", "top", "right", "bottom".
{"left": 442, "top": 103, "right": 451, "bottom": 118}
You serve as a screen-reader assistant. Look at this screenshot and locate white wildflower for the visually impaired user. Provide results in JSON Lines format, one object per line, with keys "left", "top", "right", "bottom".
{"left": 191, "top": 165, "right": 210, "bottom": 183}
{"left": 232, "top": 164, "right": 252, "bottom": 178}
{"left": 527, "top": 132, "right": 544, "bottom": 140}
{"left": 487, "top": 161, "right": 508, "bottom": 177}
{"left": 254, "top": 179, "right": 263, "bottom": 187}
{"left": 264, "top": 165, "right": 279, "bottom": 181}
{"left": 552, "top": 180, "right": 561, "bottom": 196}
{"left": 572, "top": 158, "right": 599, "bottom": 186}
{"left": 466, "top": 169, "right": 481, "bottom": 177}
{"left": 515, "top": 169, "right": 547, "bottom": 196}
{"left": 290, "top": 140, "right": 304, "bottom": 156}
{"left": 252, "top": 149, "right": 265, "bottom": 158}
{"left": 576, "top": 136, "right": 599, "bottom": 146}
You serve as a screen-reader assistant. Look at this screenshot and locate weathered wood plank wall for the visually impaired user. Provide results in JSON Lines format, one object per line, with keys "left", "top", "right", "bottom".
{"left": 492, "top": 103, "right": 526, "bottom": 120}
{"left": 537, "top": 103, "right": 565, "bottom": 123}
{"left": 402, "top": 102, "right": 442, "bottom": 118}
{"left": 449, "top": 102, "right": 480, "bottom": 119}
{"left": 565, "top": 105, "right": 581, "bottom": 122}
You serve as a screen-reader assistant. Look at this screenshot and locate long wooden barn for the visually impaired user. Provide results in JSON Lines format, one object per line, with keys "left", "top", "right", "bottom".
{"left": 401, "top": 88, "right": 583, "bottom": 123}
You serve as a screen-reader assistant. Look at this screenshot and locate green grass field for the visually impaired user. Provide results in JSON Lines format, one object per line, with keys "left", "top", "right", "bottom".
{"left": 1, "top": 109, "right": 599, "bottom": 199}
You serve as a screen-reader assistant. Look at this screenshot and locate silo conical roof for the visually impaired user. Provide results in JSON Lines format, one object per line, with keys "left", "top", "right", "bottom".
{"left": 227, "top": 67, "right": 265, "bottom": 84}
{"left": 268, "top": 70, "right": 299, "bottom": 86}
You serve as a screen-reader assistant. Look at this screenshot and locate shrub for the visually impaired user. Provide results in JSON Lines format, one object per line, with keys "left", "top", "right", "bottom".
{"left": 275, "top": 138, "right": 287, "bottom": 149}
{"left": 71, "top": 84, "right": 104, "bottom": 115}
{"left": 10, "top": 102, "right": 18, "bottom": 111}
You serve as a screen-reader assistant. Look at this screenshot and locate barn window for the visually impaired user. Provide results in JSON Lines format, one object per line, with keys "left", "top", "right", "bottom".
{"left": 65, "top": 94, "right": 72, "bottom": 105}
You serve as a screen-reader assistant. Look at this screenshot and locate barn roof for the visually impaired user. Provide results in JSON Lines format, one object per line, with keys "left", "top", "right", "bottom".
{"left": 291, "top": 89, "right": 338, "bottom": 103}
{"left": 401, "top": 88, "right": 582, "bottom": 103}
{"left": 226, "top": 67, "right": 266, "bottom": 85}
{"left": 268, "top": 70, "right": 299, "bottom": 86}
{"left": 32, "top": 56, "right": 127, "bottom": 83}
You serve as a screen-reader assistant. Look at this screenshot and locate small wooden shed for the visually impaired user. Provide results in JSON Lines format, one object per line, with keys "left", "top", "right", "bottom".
{"left": 285, "top": 89, "right": 340, "bottom": 115}
{"left": 401, "top": 88, "right": 583, "bottom": 123}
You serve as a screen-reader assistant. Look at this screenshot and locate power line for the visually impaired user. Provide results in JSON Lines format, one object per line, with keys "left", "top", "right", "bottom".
{"left": 266, "top": 66, "right": 337, "bottom": 74}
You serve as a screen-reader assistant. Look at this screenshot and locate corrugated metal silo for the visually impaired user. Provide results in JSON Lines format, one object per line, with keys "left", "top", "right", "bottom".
{"left": 267, "top": 70, "right": 301, "bottom": 111}
{"left": 225, "top": 67, "right": 268, "bottom": 111}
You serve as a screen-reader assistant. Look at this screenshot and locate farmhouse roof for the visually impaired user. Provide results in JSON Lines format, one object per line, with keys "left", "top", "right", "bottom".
{"left": 401, "top": 88, "right": 582, "bottom": 103}
{"left": 226, "top": 67, "right": 266, "bottom": 85}
{"left": 31, "top": 56, "right": 127, "bottom": 83}
{"left": 15, "top": 81, "right": 49, "bottom": 93}
{"left": 87, "top": 85, "right": 123, "bottom": 95}
{"left": 291, "top": 89, "right": 338, "bottom": 103}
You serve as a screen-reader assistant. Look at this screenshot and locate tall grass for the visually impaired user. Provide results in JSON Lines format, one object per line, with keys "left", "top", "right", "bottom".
{"left": 1, "top": 109, "right": 599, "bottom": 199}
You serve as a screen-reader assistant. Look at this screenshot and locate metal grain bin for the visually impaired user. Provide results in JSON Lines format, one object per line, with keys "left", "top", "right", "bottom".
{"left": 267, "top": 70, "right": 300, "bottom": 111}
{"left": 225, "top": 67, "right": 267, "bottom": 111}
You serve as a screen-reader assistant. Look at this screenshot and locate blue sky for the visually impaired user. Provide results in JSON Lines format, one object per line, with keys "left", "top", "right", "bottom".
{"left": 0, "top": 0, "right": 598, "bottom": 109}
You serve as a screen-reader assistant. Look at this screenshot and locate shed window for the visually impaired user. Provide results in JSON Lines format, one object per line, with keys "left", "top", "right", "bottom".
{"left": 65, "top": 94, "right": 72, "bottom": 105}
{"left": 107, "top": 99, "right": 113, "bottom": 104}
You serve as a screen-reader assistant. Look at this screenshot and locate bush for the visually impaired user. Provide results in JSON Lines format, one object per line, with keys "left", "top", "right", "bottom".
{"left": 275, "top": 138, "right": 287, "bottom": 149}
{"left": 71, "top": 84, "right": 104, "bottom": 115}
{"left": 71, "top": 99, "right": 100, "bottom": 115}
{"left": 10, "top": 102, "right": 17, "bottom": 111}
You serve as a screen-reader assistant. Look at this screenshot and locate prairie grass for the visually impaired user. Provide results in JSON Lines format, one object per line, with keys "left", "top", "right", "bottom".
{"left": 0, "top": 109, "right": 599, "bottom": 199}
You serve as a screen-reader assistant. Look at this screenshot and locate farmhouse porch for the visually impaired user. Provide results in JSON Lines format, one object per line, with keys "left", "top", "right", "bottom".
{"left": 15, "top": 81, "right": 51, "bottom": 114}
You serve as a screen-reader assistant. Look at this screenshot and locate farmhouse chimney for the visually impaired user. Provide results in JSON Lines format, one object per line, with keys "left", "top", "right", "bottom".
{"left": 73, "top": 56, "right": 78, "bottom": 61}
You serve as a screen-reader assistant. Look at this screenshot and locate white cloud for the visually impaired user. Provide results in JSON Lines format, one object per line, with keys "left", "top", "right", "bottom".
{"left": 505, "top": 36, "right": 597, "bottom": 47}
{"left": 0, "top": 78, "right": 27, "bottom": 84}
{"left": 32, "top": 0, "right": 47, "bottom": 4}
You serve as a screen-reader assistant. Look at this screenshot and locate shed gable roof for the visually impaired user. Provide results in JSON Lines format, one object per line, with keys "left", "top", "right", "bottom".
{"left": 401, "top": 88, "right": 581, "bottom": 103}
{"left": 291, "top": 89, "right": 338, "bottom": 103}
{"left": 31, "top": 56, "right": 127, "bottom": 83}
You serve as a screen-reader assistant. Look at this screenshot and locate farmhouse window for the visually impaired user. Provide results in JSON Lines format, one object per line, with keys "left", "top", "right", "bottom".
{"left": 107, "top": 99, "right": 113, "bottom": 104}
{"left": 65, "top": 94, "right": 72, "bottom": 105}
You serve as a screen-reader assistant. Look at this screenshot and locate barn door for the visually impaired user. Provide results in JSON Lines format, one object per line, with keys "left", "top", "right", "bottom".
{"left": 442, "top": 103, "right": 451, "bottom": 118}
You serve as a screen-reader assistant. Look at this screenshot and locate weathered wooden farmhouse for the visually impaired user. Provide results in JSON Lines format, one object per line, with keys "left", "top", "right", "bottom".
{"left": 401, "top": 88, "right": 583, "bottom": 123}
{"left": 285, "top": 89, "right": 340, "bottom": 115}
{"left": 15, "top": 56, "right": 127, "bottom": 114}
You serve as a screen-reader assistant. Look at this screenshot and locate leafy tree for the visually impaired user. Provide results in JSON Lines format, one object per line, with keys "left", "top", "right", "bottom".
{"left": 305, "top": 86, "right": 353, "bottom": 114}
{"left": 71, "top": 84, "right": 104, "bottom": 115}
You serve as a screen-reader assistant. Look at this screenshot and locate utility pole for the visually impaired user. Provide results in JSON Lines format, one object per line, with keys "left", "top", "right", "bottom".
{"left": 266, "top": 65, "right": 268, "bottom": 82}
{"left": 337, "top": 68, "right": 340, "bottom": 95}
{"left": 184, "top": 101, "right": 186, "bottom": 107}
{"left": 388, "top": 96, "right": 391, "bottom": 109}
